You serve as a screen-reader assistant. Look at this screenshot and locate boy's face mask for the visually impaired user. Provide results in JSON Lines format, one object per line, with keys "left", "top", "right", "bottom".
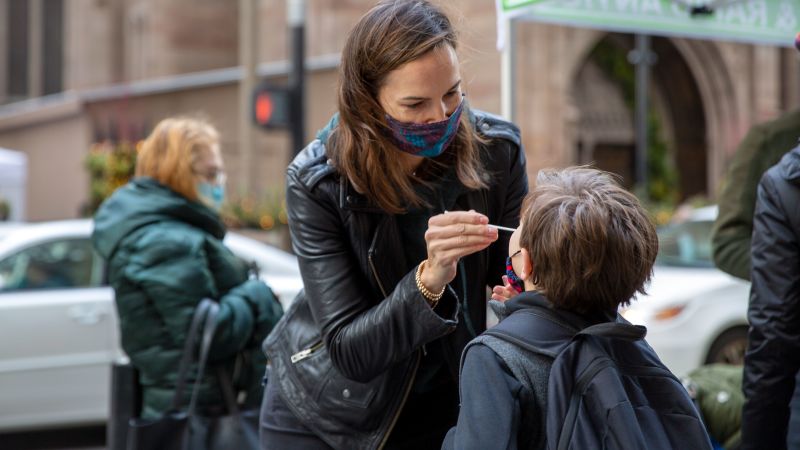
{"left": 506, "top": 249, "right": 525, "bottom": 293}
{"left": 384, "top": 94, "right": 465, "bottom": 158}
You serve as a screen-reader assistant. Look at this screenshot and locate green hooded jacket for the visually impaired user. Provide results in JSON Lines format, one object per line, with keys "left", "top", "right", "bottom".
{"left": 711, "top": 109, "right": 800, "bottom": 281}
{"left": 92, "top": 177, "right": 283, "bottom": 418}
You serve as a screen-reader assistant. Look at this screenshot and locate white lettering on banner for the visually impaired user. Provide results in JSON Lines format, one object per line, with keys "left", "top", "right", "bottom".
{"left": 721, "top": 4, "right": 753, "bottom": 26}
{"left": 615, "top": 0, "right": 638, "bottom": 13}
{"left": 641, "top": 0, "right": 662, "bottom": 15}
{"left": 748, "top": 2, "right": 768, "bottom": 28}
{"left": 776, "top": 2, "right": 798, "bottom": 31}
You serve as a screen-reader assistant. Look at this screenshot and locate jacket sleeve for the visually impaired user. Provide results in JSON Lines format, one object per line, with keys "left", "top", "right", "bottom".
{"left": 286, "top": 168, "right": 458, "bottom": 382}
{"left": 441, "top": 344, "right": 524, "bottom": 450}
{"left": 125, "top": 233, "right": 277, "bottom": 362}
{"left": 711, "top": 126, "right": 766, "bottom": 281}
{"left": 487, "top": 138, "right": 528, "bottom": 286}
{"left": 741, "top": 173, "right": 800, "bottom": 450}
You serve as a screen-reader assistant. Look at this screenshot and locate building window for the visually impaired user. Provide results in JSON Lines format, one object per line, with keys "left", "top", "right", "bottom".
{"left": 42, "top": 0, "right": 63, "bottom": 95}
{"left": 7, "top": 0, "right": 29, "bottom": 100}
{"left": 5, "top": 0, "right": 63, "bottom": 101}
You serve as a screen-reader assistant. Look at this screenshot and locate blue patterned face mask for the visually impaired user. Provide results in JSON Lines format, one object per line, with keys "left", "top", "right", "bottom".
{"left": 198, "top": 182, "right": 225, "bottom": 212}
{"left": 384, "top": 94, "right": 465, "bottom": 158}
{"left": 506, "top": 250, "right": 525, "bottom": 293}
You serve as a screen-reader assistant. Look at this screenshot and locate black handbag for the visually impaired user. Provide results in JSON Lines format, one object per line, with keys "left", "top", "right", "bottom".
{"left": 126, "top": 299, "right": 260, "bottom": 450}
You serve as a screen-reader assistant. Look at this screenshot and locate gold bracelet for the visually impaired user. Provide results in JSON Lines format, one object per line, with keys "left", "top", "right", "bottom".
{"left": 415, "top": 260, "right": 445, "bottom": 307}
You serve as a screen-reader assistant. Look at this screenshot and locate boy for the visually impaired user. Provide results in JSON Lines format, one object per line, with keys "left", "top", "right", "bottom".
{"left": 442, "top": 167, "right": 710, "bottom": 450}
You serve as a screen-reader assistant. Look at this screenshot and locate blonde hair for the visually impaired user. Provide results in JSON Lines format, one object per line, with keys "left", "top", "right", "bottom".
{"left": 135, "top": 117, "right": 219, "bottom": 201}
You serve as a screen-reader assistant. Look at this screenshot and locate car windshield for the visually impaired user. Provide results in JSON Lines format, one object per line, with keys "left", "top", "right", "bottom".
{"left": 656, "top": 219, "right": 714, "bottom": 268}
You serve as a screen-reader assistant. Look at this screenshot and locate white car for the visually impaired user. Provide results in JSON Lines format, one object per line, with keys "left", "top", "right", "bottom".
{"left": 0, "top": 219, "right": 302, "bottom": 432}
{"left": 622, "top": 206, "right": 750, "bottom": 377}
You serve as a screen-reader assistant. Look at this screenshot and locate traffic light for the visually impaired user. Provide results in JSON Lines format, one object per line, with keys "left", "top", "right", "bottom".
{"left": 252, "top": 83, "right": 290, "bottom": 129}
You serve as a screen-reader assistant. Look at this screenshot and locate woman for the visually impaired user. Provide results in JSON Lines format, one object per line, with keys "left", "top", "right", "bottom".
{"left": 261, "top": 1, "right": 528, "bottom": 449}
{"left": 92, "top": 117, "right": 283, "bottom": 418}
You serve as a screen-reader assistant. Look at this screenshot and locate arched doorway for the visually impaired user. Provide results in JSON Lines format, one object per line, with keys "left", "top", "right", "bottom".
{"left": 571, "top": 33, "right": 708, "bottom": 201}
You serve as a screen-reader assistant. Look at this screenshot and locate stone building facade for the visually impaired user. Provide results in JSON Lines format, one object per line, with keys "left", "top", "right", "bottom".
{"left": 0, "top": 0, "right": 797, "bottom": 220}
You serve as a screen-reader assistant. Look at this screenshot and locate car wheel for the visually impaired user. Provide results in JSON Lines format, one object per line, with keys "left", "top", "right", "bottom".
{"left": 705, "top": 326, "right": 748, "bottom": 366}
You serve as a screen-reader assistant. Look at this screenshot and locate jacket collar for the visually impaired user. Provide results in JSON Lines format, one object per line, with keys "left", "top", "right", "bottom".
{"left": 779, "top": 145, "right": 800, "bottom": 185}
{"left": 498, "top": 291, "right": 618, "bottom": 329}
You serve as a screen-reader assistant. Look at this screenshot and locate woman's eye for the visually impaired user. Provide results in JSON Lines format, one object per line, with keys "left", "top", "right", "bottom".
{"left": 404, "top": 102, "right": 422, "bottom": 109}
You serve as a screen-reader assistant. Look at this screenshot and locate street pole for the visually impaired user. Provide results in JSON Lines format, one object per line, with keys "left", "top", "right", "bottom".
{"left": 288, "top": 0, "right": 306, "bottom": 157}
{"left": 501, "top": 17, "right": 516, "bottom": 123}
{"left": 239, "top": 0, "right": 258, "bottom": 193}
{"left": 628, "top": 34, "right": 656, "bottom": 198}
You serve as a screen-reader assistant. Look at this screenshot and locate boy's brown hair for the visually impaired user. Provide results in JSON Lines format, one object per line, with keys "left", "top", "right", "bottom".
{"left": 519, "top": 167, "right": 658, "bottom": 314}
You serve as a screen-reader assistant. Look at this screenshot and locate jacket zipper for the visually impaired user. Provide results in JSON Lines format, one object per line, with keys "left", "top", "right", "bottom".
{"left": 367, "top": 216, "right": 422, "bottom": 450}
{"left": 290, "top": 340, "right": 324, "bottom": 364}
{"left": 367, "top": 252, "right": 389, "bottom": 300}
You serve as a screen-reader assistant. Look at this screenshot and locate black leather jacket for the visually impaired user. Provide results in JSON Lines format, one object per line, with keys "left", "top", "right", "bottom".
{"left": 263, "top": 110, "right": 528, "bottom": 450}
{"left": 742, "top": 146, "right": 800, "bottom": 450}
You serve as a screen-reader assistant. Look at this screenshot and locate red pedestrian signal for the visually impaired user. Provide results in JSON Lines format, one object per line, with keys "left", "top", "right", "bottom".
{"left": 252, "top": 84, "right": 290, "bottom": 129}
{"left": 256, "top": 93, "right": 273, "bottom": 124}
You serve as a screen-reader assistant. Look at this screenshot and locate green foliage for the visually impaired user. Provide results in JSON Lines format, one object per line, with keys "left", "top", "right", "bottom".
{"left": 589, "top": 39, "right": 681, "bottom": 207}
{"left": 221, "top": 188, "right": 288, "bottom": 231}
{"left": 84, "top": 141, "right": 139, "bottom": 215}
{"left": 84, "top": 141, "right": 287, "bottom": 230}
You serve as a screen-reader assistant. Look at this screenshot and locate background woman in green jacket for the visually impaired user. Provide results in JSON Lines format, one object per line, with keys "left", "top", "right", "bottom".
{"left": 92, "top": 117, "right": 283, "bottom": 418}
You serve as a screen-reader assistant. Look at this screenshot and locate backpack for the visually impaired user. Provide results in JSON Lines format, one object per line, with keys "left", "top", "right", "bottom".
{"left": 481, "top": 304, "right": 712, "bottom": 450}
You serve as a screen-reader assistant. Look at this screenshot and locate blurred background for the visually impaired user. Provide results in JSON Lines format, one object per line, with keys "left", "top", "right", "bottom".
{"left": 0, "top": 0, "right": 798, "bottom": 448}
{"left": 1, "top": 0, "right": 797, "bottom": 228}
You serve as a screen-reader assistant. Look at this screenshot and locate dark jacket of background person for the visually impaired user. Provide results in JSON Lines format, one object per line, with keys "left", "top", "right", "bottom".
{"left": 93, "top": 177, "right": 283, "bottom": 418}
{"left": 263, "top": 110, "right": 528, "bottom": 450}
{"left": 741, "top": 146, "right": 800, "bottom": 450}
{"left": 711, "top": 109, "right": 800, "bottom": 280}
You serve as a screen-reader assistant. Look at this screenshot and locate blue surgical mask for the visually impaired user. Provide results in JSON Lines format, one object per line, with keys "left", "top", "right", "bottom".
{"left": 384, "top": 94, "right": 465, "bottom": 158}
{"left": 198, "top": 182, "right": 225, "bottom": 211}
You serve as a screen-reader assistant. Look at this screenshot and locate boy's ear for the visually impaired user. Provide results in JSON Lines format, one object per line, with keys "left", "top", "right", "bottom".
{"left": 520, "top": 248, "right": 534, "bottom": 281}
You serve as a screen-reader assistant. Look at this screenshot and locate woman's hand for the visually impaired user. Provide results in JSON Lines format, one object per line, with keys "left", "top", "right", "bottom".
{"left": 491, "top": 275, "right": 520, "bottom": 302}
{"left": 420, "top": 210, "right": 498, "bottom": 293}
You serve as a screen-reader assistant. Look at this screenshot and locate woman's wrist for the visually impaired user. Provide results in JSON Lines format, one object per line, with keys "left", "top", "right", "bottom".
{"left": 416, "top": 260, "right": 446, "bottom": 306}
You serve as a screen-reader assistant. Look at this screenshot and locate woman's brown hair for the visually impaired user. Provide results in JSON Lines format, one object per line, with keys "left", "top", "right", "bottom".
{"left": 328, "top": 0, "right": 486, "bottom": 214}
{"left": 519, "top": 167, "right": 659, "bottom": 314}
{"left": 135, "top": 117, "right": 219, "bottom": 201}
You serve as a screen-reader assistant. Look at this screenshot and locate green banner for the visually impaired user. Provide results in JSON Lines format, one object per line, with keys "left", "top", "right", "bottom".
{"left": 501, "top": 0, "right": 547, "bottom": 10}
{"left": 500, "top": 0, "right": 800, "bottom": 47}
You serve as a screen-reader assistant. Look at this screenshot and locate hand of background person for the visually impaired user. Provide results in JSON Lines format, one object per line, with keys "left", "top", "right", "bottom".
{"left": 490, "top": 275, "right": 519, "bottom": 302}
{"left": 421, "top": 210, "right": 498, "bottom": 294}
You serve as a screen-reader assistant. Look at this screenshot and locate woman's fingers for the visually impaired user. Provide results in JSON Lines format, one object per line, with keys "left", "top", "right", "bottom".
{"left": 428, "top": 210, "right": 488, "bottom": 227}
{"left": 422, "top": 210, "right": 495, "bottom": 288}
{"left": 491, "top": 283, "right": 518, "bottom": 302}
{"left": 425, "top": 222, "right": 496, "bottom": 241}
{"left": 428, "top": 232, "right": 497, "bottom": 252}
